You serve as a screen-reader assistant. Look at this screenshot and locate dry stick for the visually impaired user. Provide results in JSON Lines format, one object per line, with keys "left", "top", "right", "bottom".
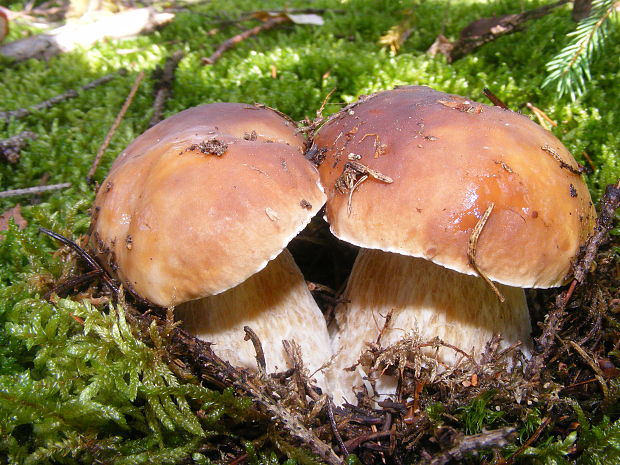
{"left": 498, "top": 417, "right": 551, "bottom": 465}
{"left": 298, "top": 87, "right": 337, "bottom": 137}
{"left": 347, "top": 174, "right": 368, "bottom": 215}
{"left": 447, "top": 0, "right": 568, "bottom": 62}
{"left": 148, "top": 50, "right": 184, "bottom": 128}
{"left": 0, "top": 71, "right": 124, "bottom": 122}
{"left": 282, "top": 339, "right": 309, "bottom": 409}
{"left": 243, "top": 326, "right": 267, "bottom": 375}
{"left": 573, "top": 181, "right": 620, "bottom": 284}
{"left": 526, "top": 180, "right": 620, "bottom": 380}
{"left": 344, "top": 431, "right": 393, "bottom": 452}
{"left": 87, "top": 71, "right": 145, "bottom": 182}
{"left": 581, "top": 151, "right": 596, "bottom": 172}
{"left": 202, "top": 15, "right": 290, "bottom": 65}
{"left": 467, "top": 202, "right": 506, "bottom": 302}
{"left": 429, "top": 427, "right": 517, "bottom": 465}
{"left": 1, "top": 8, "right": 174, "bottom": 63}
{"left": 526, "top": 102, "right": 558, "bottom": 127}
{"left": 326, "top": 398, "right": 349, "bottom": 456}
{"left": 43, "top": 269, "right": 103, "bottom": 300}
{"left": 38, "top": 227, "right": 120, "bottom": 295}
{"left": 0, "top": 131, "right": 37, "bottom": 163}
{"left": 482, "top": 88, "right": 509, "bottom": 110}
{"left": 0, "top": 183, "right": 71, "bottom": 199}
{"left": 567, "top": 339, "right": 609, "bottom": 400}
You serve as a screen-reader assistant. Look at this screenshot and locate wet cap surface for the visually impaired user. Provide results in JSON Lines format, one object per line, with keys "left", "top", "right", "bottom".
{"left": 313, "top": 86, "right": 596, "bottom": 288}
{"left": 91, "top": 103, "right": 326, "bottom": 306}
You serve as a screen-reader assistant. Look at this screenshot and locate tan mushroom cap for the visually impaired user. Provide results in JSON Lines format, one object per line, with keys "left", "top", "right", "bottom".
{"left": 313, "top": 86, "right": 596, "bottom": 288}
{"left": 91, "top": 103, "right": 326, "bottom": 306}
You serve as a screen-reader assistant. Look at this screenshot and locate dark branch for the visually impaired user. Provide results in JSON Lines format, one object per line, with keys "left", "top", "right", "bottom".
{"left": 202, "top": 15, "right": 290, "bottom": 65}
{"left": 38, "top": 227, "right": 119, "bottom": 295}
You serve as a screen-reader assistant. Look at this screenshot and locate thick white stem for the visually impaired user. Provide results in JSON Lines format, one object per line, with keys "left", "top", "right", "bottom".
{"left": 327, "top": 249, "right": 532, "bottom": 404}
{"left": 176, "top": 249, "right": 331, "bottom": 388}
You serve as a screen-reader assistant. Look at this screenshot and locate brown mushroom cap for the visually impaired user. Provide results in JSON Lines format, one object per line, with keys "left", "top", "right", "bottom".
{"left": 91, "top": 103, "right": 326, "bottom": 306}
{"left": 313, "top": 86, "right": 596, "bottom": 289}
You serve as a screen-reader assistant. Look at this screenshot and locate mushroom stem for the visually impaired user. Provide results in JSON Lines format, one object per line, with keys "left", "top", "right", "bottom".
{"left": 176, "top": 249, "right": 331, "bottom": 387}
{"left": 327, "top": 248, "right": 532, "bottom": 405}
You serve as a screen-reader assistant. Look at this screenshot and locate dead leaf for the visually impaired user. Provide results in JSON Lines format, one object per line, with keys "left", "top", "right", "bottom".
{"left": 250, "top": 11, "right": 324, "bottom": 26}
{"left": 286, "top": 13, "right": 324, "bottom": 25}
{"left": 427, "top": 34, "right": 454, "bottom": 57}
{"left": 0, "top": 204, "right": 27, "bottom": 238}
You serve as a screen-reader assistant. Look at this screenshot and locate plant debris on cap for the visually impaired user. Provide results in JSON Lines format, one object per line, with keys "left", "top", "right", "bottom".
{"left": 90, "top": 103, "right": 326, "bottom": 307}
{"left": 312, "top": 85, "right": 596, "bottom": 289}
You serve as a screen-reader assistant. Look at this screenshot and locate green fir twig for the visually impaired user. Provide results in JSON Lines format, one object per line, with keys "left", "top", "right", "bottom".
{"left": 542, "top": 0, "right": 618, "bottom": 100}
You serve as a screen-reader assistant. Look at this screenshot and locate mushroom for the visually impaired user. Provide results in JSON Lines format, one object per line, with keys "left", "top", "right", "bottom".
{"left": 309, "top": 86, "right": 596, "bottom": 403}
{"left": 90, "top": 103, "right": 332, "bottom": 384}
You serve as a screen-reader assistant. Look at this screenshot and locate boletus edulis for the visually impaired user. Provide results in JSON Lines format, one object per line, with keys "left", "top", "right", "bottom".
{"left": 309, "top": 86, "right": 596, "bottom": 404}
{"left": 90, "top": 103, "right": 332, "bottom": 386}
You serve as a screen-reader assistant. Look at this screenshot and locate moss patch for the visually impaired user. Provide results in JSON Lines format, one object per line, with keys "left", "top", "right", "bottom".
{"left": 0, "top": 0, "right": 618, "bottom": 463}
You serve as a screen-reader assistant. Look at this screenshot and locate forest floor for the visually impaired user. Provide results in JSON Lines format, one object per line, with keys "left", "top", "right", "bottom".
{"left": 0, "top": 1, "right": 619, "bottom": 464}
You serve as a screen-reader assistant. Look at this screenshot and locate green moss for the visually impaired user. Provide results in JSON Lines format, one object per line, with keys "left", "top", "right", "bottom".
{"left": 0, "top": 298, "right": 250, "bottom": 463}
{"left": 0, "top": 0, "right": 618, "bottom": 462}
{"left": 458, "top": 390, "right": 505, "bottom": 435}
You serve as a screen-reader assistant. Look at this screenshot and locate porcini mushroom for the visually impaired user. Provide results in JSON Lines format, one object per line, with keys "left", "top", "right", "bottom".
{"left": 310, "top": 86, "right": 596, "bottom": 403}
{"left": 90, "top": 103, "right": 332, "bottom": 384}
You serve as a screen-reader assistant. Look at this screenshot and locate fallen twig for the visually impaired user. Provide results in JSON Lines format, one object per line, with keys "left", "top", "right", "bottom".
{"left": 428, "top": 0, "right": 568, "bottom": 63}
{"left": 467, "top": 202, "right": 505, "bottom": 302}
{"left": 0, "top": 182, "right": 71, "bottom": 199}
{"left": 429, "top": 427, "right": 517, "bottom": 465}
{"left": 482, "top": 88, "right": 509, "bottom": 110}
{"left": 149, "top": 50, "right": 184, "bottom": 128}
{"left": 573, "top": 181, "right": 620, "bottom": 284}
{"left": 526, "top": 102, "right": 558, "bottom": 128}
{"left": 326, "top": 397, "right": 349, "bottom": 456}
{"left": 499, "top": 417, "right": 551, "bottom": 465}
{"left": 38, "top": 227, "right": 119, "bottom": 295}
{"left": 344, "top": 431, "right": 393, "bottom": 452}
{"left": 566, "top": 339, "right": 608, "bottom": 400}
{"left": 581, "top": 151, "right": 596, "bottom": 172}
{"left": 87, "top": 71, "right": 145, "bottom": 182}
{"left": 0, "top": 131, "right": 37, "bottom": 163}
{"left": 243, "top": 326, "right": 267, "bottom": 375}
{"left": 202, "top": 15, "right": 290, "bottom": 65}
{"left": 43, "top": 269, "right": 103, "bottom": 300}
{"left": 526, "top": 180, "right": 620, "bottom": 379}
{"left": 0, "top": 71, "right": 123, "bottom": 123}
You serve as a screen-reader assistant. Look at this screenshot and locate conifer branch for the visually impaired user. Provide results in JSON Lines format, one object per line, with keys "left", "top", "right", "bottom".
{"left": 542, "top": 0, "right": 618, "bottom": 100}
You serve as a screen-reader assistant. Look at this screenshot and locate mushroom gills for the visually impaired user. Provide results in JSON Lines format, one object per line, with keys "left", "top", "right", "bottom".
{"left": 327, "top": 248, "right": 531, "bottom": 405}
{"left": 176, "top": 249, "right": 331, "bottom": 388}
